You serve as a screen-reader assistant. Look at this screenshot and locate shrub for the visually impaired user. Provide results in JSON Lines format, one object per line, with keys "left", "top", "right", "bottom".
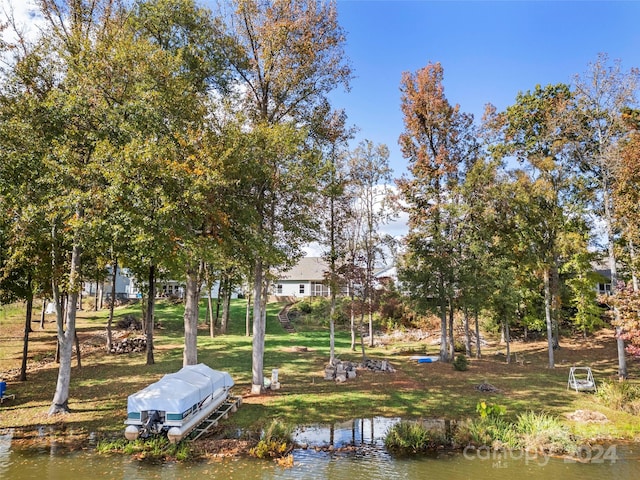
{"left": 453, "top": 354, "right": 469, "bottom": 371}
{"left": 297, "top": 301, "right": 313, "bottom": 314}
{"left": 515, "top": 411, "right": 576, "bottom": 454}
{"left": 384, "top": 421, "right": 447, "bottom": 453}
{"left": 96, "top": 437, "right": 196, "bottom": 461}
{"left": 596, "top": 380, "right": 640, "bottom": 414}
{"left": 476, "top": 401, "right": 506, "bottom": 419}
{"left": 457, "top": 407, "right": 580, "bottom": 455}
{"left": 462, "top": 416, "right": 519, "bottom": 449}
{"left": 249, "top": 419, "right": 293, "bottom": 459}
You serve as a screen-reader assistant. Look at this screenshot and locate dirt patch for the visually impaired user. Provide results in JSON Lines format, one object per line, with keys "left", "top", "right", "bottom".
{"left": 282, "top": 346, "right": 313, "bottom": 353}
{"left": 197, "top": 438, "right": 255, "bottom": 458}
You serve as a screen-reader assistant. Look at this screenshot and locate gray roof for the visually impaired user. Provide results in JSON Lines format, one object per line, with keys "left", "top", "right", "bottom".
{"left": 278, "top": 257, "right": 329, "bottom": 282}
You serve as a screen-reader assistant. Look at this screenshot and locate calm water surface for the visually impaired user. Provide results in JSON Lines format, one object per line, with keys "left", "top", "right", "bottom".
{"left": 2, "top": 419, "right": 639, "bottom": 480}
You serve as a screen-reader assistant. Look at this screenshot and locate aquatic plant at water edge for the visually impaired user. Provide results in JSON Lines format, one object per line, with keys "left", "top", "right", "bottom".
{"left": 384, "top": 421, "right": 448, "bottom": 453}
{"left": 249, "top": 419, "right": 294, "bottom": 459}
{"left": 96, "top": 436, "right": 195, "bottom": 461}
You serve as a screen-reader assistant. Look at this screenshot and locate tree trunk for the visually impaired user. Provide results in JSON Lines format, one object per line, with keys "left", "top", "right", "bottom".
{"left": 74, "top": 332, "right": 81, "bottom": 368}
{"left": 448, "top": 302, "right": 455, "bottom": 360}
{"left": 214, "top": 279, "right": 223, "bottom": 332}
{"left": 551, "top": 262, "right": 561, "bottom": 350}
{"left": 106, "top": 258, "right": 117, "bottom": 352}
{"left": 359, "top": 309, "right": 367, "bottom": 362}
{"left": 504, "top": 319, "right": 511, "bottom": 364}
{"left": 49, "top": 239, "right": 82, "bottom": 416}
{"left": 94, "top": 281, "right": 98, "bottom": 311}
{"left": 544, "top": 268, "right": 555, "bottom": 368}
{"left": 221, "top": 275, "right": 231, "bottom": 334}
{"left": 251, "top": 260, "right": 265, "bottom": 394}
{"left": 439, "top": 300, "right": 448, "bottom": 361}
{"left": 245, "top": 292, "right": 251, "bottom": 337}
{"left": 40, "top": 298, "right": 46, "bottom": 329}
{"left": 329, "top": 287, "right": 336, "bottom": 366}
{"left": 20, "top": 276, "right": 33, "bottom": 381}
{"left": 604, "top": 188, "right": 627, "bottom": 379}
{"left": 463, "top": 307, "right": 471, "bottom": 357}
{"left": 474, "top": 308, "right": 481, "bottom": 358}
{"left": 146, "top": 264, "right": 155, "bottom": 366}
{"left": 183, "top": 261, "right": 201, "bottom": 366}
{"left": 350, "top": 285, "right": 356, "bottom": 351}
{"left": 206, "top": 271, "right": 215, "bottom": 338}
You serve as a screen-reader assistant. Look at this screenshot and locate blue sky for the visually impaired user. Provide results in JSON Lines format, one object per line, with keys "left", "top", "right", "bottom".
{"left": 330, "top": 0, "right": 640, "bottom": 176}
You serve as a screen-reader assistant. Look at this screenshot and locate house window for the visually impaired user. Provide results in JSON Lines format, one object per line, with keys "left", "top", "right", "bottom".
{"left": 598, "top": 283, "right": 611, "bottom": 295}
{"left": 299, "top": 284, "right": 305, "bottom": 294}
{"left": 312, "top": 282, "right": 328, "bottom": 297}
{"left": 276, "top": 284, "right": 283, "bottom": 294}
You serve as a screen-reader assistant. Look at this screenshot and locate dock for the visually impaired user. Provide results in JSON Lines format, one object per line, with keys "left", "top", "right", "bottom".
{"left": 185, "top": 395, "right": 243, "bottom": 442}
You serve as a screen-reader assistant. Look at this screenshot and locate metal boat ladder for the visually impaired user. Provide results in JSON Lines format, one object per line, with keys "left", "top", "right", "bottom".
{"left": 187, "top": 395, "right": 242, "bottom": 442}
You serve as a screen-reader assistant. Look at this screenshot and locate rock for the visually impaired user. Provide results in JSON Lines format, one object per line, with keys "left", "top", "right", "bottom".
{"left": 566, "top": 409, "right": 608, "bottom": 423}
{"left": 475, "top": 383, "right": 500, "bottom": 393}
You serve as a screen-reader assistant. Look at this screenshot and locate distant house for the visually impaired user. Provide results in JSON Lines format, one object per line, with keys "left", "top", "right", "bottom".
{"left": 272, "top": 257, "right": 397, "bottom": 300}
{"left": 594, "top": 267, "right": 612, "bottom": 295}
{"left": 273, "top": 257, "right": 331, "bottom": 299}
{"left": 82, "top": 267, "right": 237, "bottom": 301}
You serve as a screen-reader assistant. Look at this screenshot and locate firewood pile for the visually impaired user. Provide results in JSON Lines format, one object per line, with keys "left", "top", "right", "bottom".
{"left": 110, "top": 337, "right": 147, "bottom": 354}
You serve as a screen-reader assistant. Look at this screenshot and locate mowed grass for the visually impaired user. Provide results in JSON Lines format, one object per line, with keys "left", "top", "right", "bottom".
{"left": 1, "top": 298, "right": 640, "bottom": 443}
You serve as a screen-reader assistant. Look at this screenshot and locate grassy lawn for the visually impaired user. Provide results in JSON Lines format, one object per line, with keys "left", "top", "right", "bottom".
{"left": 1, "top": 298, "right": 640, "bottom": 443}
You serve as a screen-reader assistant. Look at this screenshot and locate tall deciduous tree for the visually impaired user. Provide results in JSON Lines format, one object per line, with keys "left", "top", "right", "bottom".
{"left": 6, "top": 0, "right": 133, "bottom": 414}
{"left": 313, "top": 106, "right": 353, "bottom": 366}
{"left": 491, "top": 83, "right": 577, "bottom": 368}
{"left": 348, "top": 140, "right": 393, "bottom": 350}
{"left": 397, "top": 62, "right": 476, "bottom": 361}
{"left": 572, "top": 53, "right": 639, "bottom": 379}
{"left": 220, "top": 0, "right": 351, "bottom": 393}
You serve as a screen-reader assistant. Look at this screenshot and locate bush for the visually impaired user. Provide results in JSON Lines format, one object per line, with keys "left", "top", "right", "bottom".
{"left": 453, "top": 354, "right": 469, "bottom": 371}
{"left": 384, "top": 421, "right": 447, "bottom": 453}
{"left": 456, "top": 405, "right": 580, "bottom": 454}
{"left": 249, "top": 419, "right": 293, "bottom": 459}
{"left": 297, "top": 301, "right": 313, "bottom": 314}
{"left": 515, "top": 411, "right": 576, "bottom": 454}
{"left": 476, "top": 401, "right": 505, "bottom": 419}
{"left": 596, "top": 380, "right": 640, "bottom": 414}
{"left": 96, "top": 437, "right": 196, "bottom": 461}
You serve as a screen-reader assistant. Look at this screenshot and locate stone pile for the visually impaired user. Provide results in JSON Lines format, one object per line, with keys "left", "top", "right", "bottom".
{"left": 110, "top": 337, "right": 147, "bottom": 354}
{"left": 324, "top": 358, "right": 396, "bottom": 382}
{"left": 324, "top": 361, "right": 357, "bottom": 382}
{"left": 359, "top": 358, "right": 396, "bottom": 373}
{"left": 475, "top": 382, "right": 500, "bottom": 393}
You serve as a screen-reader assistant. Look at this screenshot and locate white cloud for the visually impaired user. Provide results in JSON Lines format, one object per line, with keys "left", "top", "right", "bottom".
{"left": 1, "top": 0, "right": 45, "bottom": 44}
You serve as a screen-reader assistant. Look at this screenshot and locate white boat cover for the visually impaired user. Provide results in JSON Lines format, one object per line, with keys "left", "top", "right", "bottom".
{"left": 127, "top": 364, "right": 233, "bottom": 416}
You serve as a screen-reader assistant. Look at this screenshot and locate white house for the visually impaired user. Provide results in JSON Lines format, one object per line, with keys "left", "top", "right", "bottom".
{"left": 83, "top": 267, "right": 238, "bottom": 301}
{"left": 272, "top": 257, "right": 397, "bottom": 299}
{"left": 273, "top": 257, "right": 331, "bottom": 299}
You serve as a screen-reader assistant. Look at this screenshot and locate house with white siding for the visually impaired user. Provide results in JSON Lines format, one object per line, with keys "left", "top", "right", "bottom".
{"left": 273, "top": 257, "right": 331, "bottom": 299}
{"left": 272, "top": 257, "right": 397, "bottom": 300}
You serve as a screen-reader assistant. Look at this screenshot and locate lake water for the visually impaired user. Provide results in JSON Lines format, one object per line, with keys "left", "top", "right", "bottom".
{"left": 2, "top": 419, "right": 639, "bottom": 480}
